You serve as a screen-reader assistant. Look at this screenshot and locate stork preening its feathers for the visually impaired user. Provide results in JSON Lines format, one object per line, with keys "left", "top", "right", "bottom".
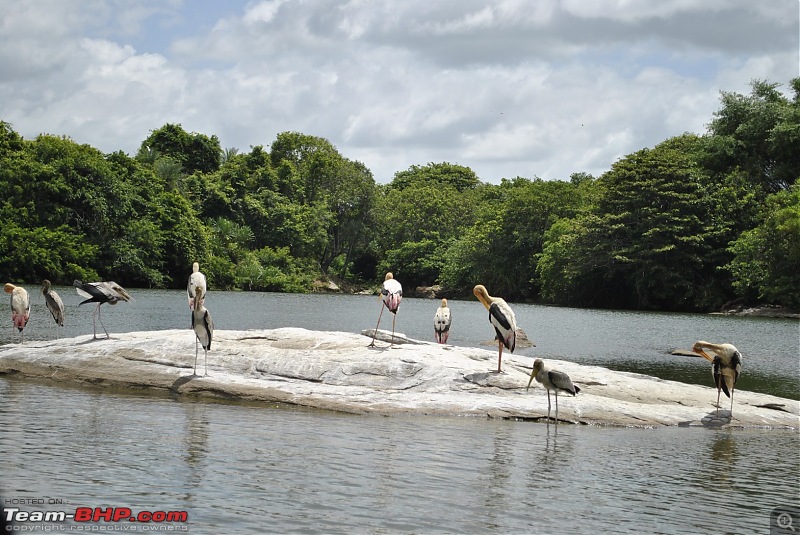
{"left": 473, "top": 284, "right": 516, "bottom": 373}
{"left": 527, "top": 358, "right": 580, "bottom": 423}
{"left": 692, "top": 341, "right": 742, "bottom": 416}
{"left": 368, "top": 272, "right": 403, "bottom": 348}
{"left": 191, "top": 286, "right": 214, "bottom": 376}
{"left": 74, "top": 280, "right": 131, "bottom": 339}
{"left": 433, "top": 298, "right": 452, "bottom": 344}
{"left": 42, "top": 279, "right": 65, "bottom": 339}
{"left": 4, "top": 283, "right": 30, "bottom": 343}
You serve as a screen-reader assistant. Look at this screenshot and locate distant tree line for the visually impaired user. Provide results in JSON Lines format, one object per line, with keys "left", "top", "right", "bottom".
{"left": 1, "top": 79, "right": 798, "bottom": 311}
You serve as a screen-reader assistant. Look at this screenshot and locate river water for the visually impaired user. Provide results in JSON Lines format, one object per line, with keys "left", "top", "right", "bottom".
{"left": 1, "top": 289, "right": 799, "bottom": 534}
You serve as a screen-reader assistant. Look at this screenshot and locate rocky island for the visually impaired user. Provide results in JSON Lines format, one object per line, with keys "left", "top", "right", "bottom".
{"left": 0, "top": 327, "right": 797, "bottom": 428}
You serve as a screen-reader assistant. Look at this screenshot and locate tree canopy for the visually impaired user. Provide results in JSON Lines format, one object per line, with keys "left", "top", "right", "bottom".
{"left": 1, "top": 78, "right": 798, "bottom": 311}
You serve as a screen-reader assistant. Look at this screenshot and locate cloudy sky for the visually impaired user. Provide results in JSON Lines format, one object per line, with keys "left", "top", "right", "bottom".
{"left": 1, "top": 1, "right": 797, "bottom": 184}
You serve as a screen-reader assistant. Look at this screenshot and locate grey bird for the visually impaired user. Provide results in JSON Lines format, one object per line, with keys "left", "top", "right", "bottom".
{"left": 74, "top": 280, "right": 131, "bottom": 339}
{"left": 42, "top": 279, "right": 65, "bottom": 338}
{"left": 527, "top": 358, "right": 581, "bottom": 423}
{"left": 191, "top": 286, "right": 214, "bottom": 376}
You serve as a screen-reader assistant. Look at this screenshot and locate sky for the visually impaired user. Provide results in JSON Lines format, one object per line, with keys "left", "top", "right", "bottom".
{"left": 1, "top": 1, "right": 798, "bottom": 184}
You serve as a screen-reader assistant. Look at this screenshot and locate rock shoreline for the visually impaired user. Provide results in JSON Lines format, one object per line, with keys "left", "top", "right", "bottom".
{"left": 1, "top": 327, "right": 797, "bottom": 429}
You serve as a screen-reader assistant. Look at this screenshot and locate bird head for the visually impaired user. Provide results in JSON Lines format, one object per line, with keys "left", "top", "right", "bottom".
{"left": 385, "top": 272, "right": 394, "bottom": 281}
{"left": 109, "top": 283, "right": 132, "bottom": 303}
{"left": 441, "top": 298, "right": 448, "bottom": 308}
{"left": 473, "top": 285, "right": 492, "bottom": 310}
{"left": 526, "top": 359, "right": 545, "bottom": 391}
{"left": 4, "top": 283, "right": 16, "bottom": 294}
{"left": 692, "top": 341, "right": 739, "bottom": 363}
{"left": 41, "top": 279, "right": 52, "bottom": 292}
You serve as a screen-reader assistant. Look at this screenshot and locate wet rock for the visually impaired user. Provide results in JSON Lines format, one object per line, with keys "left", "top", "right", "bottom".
{"left": 0, "top": 328, "right": 797, "bottom": 428}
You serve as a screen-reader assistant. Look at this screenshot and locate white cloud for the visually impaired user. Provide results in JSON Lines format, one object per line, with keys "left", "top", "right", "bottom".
{"left": 0, "top": 0, "right": 797, "bottom": 183}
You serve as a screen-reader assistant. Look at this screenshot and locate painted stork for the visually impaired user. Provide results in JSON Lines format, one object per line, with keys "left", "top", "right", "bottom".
{"left": 368, "top": 272, "right": 402, "bottom": 348}
{"left": 473, "top": 284, "right": 516, "bottom": 373}
{"left": 433, "top": 298, "right": 452, "bottom": 344}
{"left": 692, "top": 341, "right": 743, "bottom": 416}
{"left": 526, "top": 358, "right": 580, "bottom": 423}
{"left": 41, "top": 279, "right": 65, "bottom": 338}
{"left": 191, "top": 286, "right": 214, "bottom": 376}
{"left": 187, "top": 262, "right": 207, "bottom": 310}
{"left": 73, "top": 280, "right": 131, "bottom": 339}
{"left": 4, "top": 283, "right": 30, "bottom": 343}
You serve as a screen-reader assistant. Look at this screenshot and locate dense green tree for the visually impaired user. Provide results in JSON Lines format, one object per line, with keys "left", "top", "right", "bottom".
{"left": 728, "top": 186, "right": 800, "bottom": 308}
{"left": 704, "top": 78, "right": 800, "bottom": 194}
{"left": 439, "top": 178, "right": 584, "bottom": 299}
{"left": 538, "top": 135, "right": 731, "bottom": 310}
{"left": 390, "top": 162, "right": 480, "bottom": 192}
{"left": 140, "top": 123, "right": 221, "bottom": 175}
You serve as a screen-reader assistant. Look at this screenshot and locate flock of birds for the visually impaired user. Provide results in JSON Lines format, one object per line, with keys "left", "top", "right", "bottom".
{"left": 3, "top": 267, "right": 744, "bottom": 421}
{"left": 367, "top": 272, "right": 743, "bottom": 421}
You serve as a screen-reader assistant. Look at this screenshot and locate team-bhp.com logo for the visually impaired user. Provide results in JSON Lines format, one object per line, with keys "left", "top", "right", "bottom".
{"left": 4, "top": 506, "right": 188, "bottom": 531}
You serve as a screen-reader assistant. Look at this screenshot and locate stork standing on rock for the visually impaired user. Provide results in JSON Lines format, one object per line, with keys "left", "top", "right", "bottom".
{"left": 74, "top": 280, "right": 131, "bottom": 339}
{"left": 41, "top": 279, "right": 65, "bottom": 339}
{"left": 4, "top": 283, "right": 30, "bottom": 343}
{"left": 692, "top": 341, "right": 742, "bottom": 416}
{"left": 433, "top": 298, "right": 452, "bottom": 344}
{"left": 527, "top": 358, "right": 580, "bottom": 423}
{"left": 187, "top": 262, "right": 207, "bottom": 310}
{"left": 473, "top": 284, "right": 516, "bottom": 373}
{"left": 192, "top": 286, "right": 214, "bottom": 376}
{"left": 368, "top": 272, "right": 402, "bottom": 348}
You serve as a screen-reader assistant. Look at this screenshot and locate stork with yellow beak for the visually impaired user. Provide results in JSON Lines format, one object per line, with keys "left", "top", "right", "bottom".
{"left": 473, "top": 285, "right": 516, "bottom": 373}
{"left": 692, "top": 341, "right": 743, "bottom": 416}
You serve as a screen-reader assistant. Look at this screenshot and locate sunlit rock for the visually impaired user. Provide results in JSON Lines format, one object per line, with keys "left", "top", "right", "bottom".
{"left": 0, "top": 327, "right": 797, "bottom": 428}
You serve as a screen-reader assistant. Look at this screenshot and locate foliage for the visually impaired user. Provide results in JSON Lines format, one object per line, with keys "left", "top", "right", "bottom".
{"left": 728, "top": 187, "right": 800, "bottom": 308}
{"left": 0, "top": 78, "right": 798, "bottom": 312}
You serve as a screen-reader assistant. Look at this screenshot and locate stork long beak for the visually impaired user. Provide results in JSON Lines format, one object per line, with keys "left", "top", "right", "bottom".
{"left": 692, "top": 346, "right": 714, "bottom": 362}
{"left": 526, "top": 369, "right": 536, "bottom": 391}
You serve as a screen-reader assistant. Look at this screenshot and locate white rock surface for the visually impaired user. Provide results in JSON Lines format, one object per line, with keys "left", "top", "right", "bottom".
{"left": 1, "top": 327, "right": 797, "bottom": 428}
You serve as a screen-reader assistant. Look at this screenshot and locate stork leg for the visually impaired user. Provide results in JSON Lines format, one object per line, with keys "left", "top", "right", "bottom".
{"left": 93, "top": 303, "right": 110, "bottom": 339}
{"left": 496, "top": 340, "right": 504, "bottom": 373}
{"left": 204, "top": 347, "right": 208, "bottom": 377}
{"left": 193, "top": 339, "right": 199, "bottom": 376}
{"left": 390, "top": 312, "right": 397, "bottom": 348}
{"left": 368, "top": 305, "right": 385, "bottom": 347}
{"left": 546, "top": 390, "right": 552, "bottom": 421}
{"left": 729, "top": 386, "right": 735, "bottom": 416}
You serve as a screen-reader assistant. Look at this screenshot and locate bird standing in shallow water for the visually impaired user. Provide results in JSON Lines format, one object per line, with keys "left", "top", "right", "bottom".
{"left": 192, "top": 286, "right": 214, "bottom": 376}
{"left": 692, "top": 341, "right": 742, "bottom": 416}
{"left": 41, "top": 279, "right": 65, "bottom": 339}
{"left": 73, "top": 280, "right": 131, "bottom": 339}
{"left": 527, "top": 358, "right": 580, "bottom": 423}
{"left": 4, "top": 283, "right": 30, "bottom": 343}
{"left": 433, "top": 298, "right": 452, "bottom": 344}
{"left": 369, "top": 272, "right": 403, "bottom": 348}
{"left": 187, "top": 262, "right": 207, "bottom": 310}
{"left": 473, "top": 284, "right": 516, "bottom": 373}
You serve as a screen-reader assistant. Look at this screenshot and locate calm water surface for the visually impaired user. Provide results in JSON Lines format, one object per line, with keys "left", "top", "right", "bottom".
{"left": 0, "top": 378, "right": 798, "bottom": 535}
{"left": 1, "top": 289, "right": 799, "bottom": 533}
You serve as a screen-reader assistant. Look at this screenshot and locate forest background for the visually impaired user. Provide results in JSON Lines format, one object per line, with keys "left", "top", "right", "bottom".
{"left": 1, "top": 78, "right": 798, "bottom": 312}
